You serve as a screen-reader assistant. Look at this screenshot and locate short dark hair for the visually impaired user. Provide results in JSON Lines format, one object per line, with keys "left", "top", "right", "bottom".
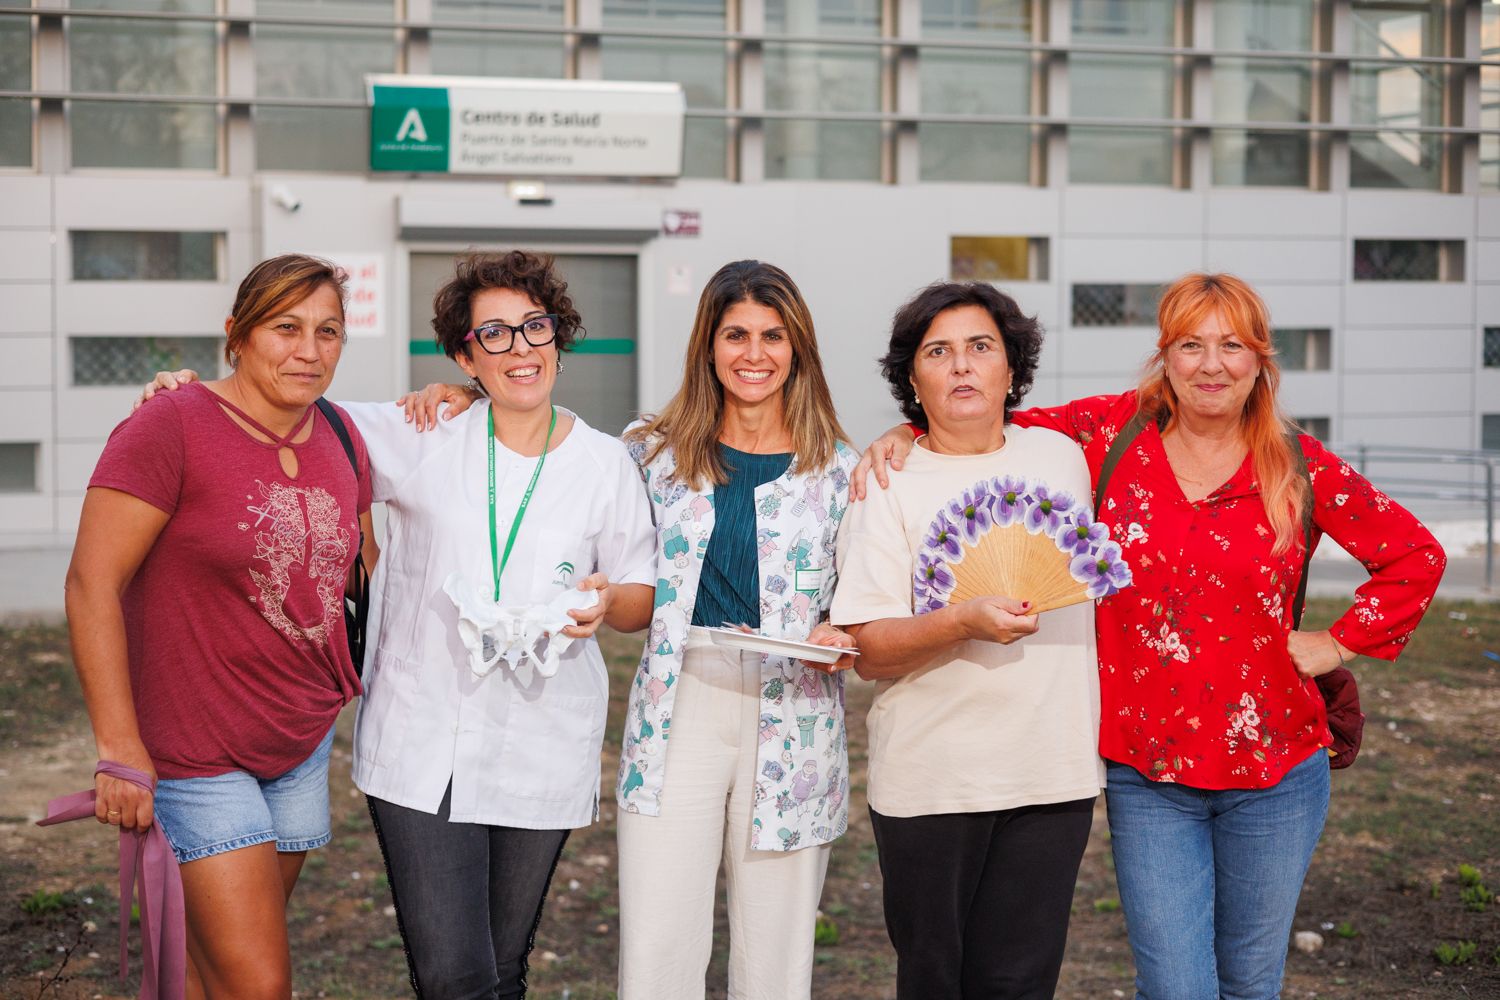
{"left": 879, "top": 282, "right": 1044, "bottom": 429}
{"left": 431, "top": 250, "right": 585, "bottom": 359}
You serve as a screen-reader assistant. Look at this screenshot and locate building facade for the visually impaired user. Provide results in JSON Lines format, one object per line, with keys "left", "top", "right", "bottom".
{"left": 0, "top": 0, "right": 1496, "bottom": 579}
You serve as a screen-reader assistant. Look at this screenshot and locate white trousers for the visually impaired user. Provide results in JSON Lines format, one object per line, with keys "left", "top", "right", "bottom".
{"left": 617, "top": 632, "right": 832, "bottom": 1000}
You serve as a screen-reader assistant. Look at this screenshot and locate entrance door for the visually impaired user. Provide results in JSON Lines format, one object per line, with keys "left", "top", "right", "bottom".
{"left": 408, "top": 252, "right": 639, "bottom": 436}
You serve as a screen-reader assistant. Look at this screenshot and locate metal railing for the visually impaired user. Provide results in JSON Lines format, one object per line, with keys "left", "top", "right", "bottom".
{"left": 1339, "top": 443, "right": 1499, "bottom": 593}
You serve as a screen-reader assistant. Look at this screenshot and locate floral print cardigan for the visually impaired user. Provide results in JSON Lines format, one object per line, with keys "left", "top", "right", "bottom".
{"left": 1014, "top": 392, "right": 1446, "bottom": 789}
{"left": 616, "top": 427, "right": 860, "bottom": 851}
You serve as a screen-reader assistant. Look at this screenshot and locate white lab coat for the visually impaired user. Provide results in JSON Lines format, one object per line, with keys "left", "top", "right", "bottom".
{"left": 343, "top": 400, "right": 655, "bottom": 828}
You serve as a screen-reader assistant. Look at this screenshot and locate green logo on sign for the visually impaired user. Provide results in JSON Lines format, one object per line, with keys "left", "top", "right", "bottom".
{"left": 553, "top": 561, "right": 576, "bottom": 587}
{"left": 371, "top": 86, "right": 450, "bottom": 172}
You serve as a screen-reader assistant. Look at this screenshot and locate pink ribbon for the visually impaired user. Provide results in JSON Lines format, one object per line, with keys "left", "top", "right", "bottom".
{"left": 36, "top": 761, "right": 185, "bottom": 1000}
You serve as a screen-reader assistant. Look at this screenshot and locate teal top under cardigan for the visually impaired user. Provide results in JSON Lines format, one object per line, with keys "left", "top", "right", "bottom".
{"left": 690, "top": 444, "right": 792, "bottom": 630}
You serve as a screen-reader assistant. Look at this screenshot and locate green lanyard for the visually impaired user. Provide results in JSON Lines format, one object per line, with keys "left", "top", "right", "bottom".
{"left": 488, "top": 405, "right": 557, "bottom": 602}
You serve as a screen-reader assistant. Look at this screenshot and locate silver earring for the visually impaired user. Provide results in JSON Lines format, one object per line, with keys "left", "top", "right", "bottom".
{"left": 557, "top": 359, "right": 565, "bottom": 375}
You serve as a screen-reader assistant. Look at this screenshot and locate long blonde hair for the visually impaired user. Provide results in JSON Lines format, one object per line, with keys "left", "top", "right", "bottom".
{"left": 1136, "top": 272, "right": 1307, "bottom": 554}
{"left": 627, "top": 260, "right": 847, "bottom": 489}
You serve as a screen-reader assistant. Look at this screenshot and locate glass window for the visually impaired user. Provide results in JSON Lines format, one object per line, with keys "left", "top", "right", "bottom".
{"left": 1483, "top": 328, "right": 1500, "bottom": 369}
{"left": 1273, "top": 328, "right": 1330, "bottom": 370}
{"left": 602, "top": 0, "right": 726, "bottom": 179}
{"left": 1214, "top": 0, "right": 1314, "bottom": 50}
{"left": 1293, "top": 416, "right": 1330, "bottom": 441}
{"left": 1072, "top": 283, "right": 1162, "bottom": 327}
{"left": 920, "top": 0, "right": 1031, "bottom": 183}
{"left": 1349, "top": 0, "right": 1446, "bottom": 190}
{"left": 1211, "top": 2, "right": 1315, "bottom": 188}
{"left": 763, "top": 0, "right": 881, "bottom": 181}
{"left": 1482, "top": 6, "right": 1499, "bottom": 190}
{"left": 1351, "top": 239, "right": 1463, "bottom": 282}
{"left": 950, "top": 236, "right": 1049, "bottom": 282}
{"left": 1068, "top": 3, "right": 1176, "bottom": 185}
{"left": 1484, "top": 414, "right": 1500, "bottom": 452}
{"left": 68, "top": 0, "right": 217, "bottom": 169}
{"left": 431, "top": 0, "right": 565, "bottom": 80}
{"left": 72, "top": 336, "right": 222, "bottom": 386}
{"left": 255, "top": 0, "right": 395, "bottom": 171}
{"left": 1212, "top": 129, "right": 1309, "bottom": 187}
{"left": 71, "top": 231, "right": 219, "bottom": 281}
{"left": 0, "top": 10, "right": 28, "bottom": 167}
{"left": 0, "top": 442, "right": 37, "bottom": 492}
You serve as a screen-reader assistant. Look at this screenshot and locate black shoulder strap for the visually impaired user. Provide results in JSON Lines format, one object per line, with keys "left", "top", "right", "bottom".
{"left": 1094, "top": 409, "right": 1151, "bottom": 509}
{"left": 315, "top": 397, "right": 358, "bottom": 473}
{"left": 1288, "top": 431, "right": 1316, "bottom": 630}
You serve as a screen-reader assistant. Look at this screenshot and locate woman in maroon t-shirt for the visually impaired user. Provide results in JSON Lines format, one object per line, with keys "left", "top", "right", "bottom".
{"left": 66, "top": 254, "right": 374, "bottom": 997}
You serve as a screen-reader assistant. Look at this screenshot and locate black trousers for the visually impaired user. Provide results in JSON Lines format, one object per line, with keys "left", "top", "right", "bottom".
{"left": 367, "top": 787, "right": 569, "bottom": 1000}
{"left": 869, "top": 797, "right": 1096, "bottom": 1000}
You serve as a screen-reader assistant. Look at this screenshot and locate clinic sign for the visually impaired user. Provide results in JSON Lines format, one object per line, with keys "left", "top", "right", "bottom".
{"left": 368, "top": 75, "right": 685, "bottom": 178}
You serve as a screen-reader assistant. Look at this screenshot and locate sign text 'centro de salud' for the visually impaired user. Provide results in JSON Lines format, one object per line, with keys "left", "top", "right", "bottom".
{"left": 367, "top": 75, "right": 685, "bottom": 178}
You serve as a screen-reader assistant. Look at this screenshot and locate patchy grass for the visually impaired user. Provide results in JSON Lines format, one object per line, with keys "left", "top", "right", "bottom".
{"left": 3, "top": 598, "right": 1499, "bottom": 998}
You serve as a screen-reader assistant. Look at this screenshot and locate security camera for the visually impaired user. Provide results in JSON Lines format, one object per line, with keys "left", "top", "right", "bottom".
{"left": 269, "top": 184, "right": 302, "bottom": 213}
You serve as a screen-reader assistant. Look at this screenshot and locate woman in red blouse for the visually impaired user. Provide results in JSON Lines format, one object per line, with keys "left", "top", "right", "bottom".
{"left": 855, "top": 272, "right": 1445, "bottom": 999}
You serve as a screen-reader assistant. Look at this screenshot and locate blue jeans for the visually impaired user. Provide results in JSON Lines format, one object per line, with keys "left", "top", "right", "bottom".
{"left": 153, "top": 724, "right": 335, "bottom": 864}
{"left": 1106, "top": 751, "right": 1330, "bottom": 1000}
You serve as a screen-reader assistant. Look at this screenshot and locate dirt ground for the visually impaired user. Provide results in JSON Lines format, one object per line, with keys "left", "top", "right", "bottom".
{"left": 3, "top": 598, "right": 1498, "bottom": 999}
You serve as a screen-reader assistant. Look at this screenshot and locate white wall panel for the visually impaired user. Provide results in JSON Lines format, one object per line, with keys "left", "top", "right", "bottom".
{"left": 1344, "top": 285, "right": 1474, "bottom": 328}
{"left": 0, "top": 337, "right": 55, "bottom": 387}
{"left": 1056, "top": 327, "right": 1158, "bottom": 374}
{"left": 0, "top": 495, "right": 54, "bottom": 534}
{"left": 0, "top": 177, "right": 53, "bottom": 228}
{"left": 1203, "top": 239, "right": 1343, "bottom": 284}
{"left": 1062, "top": 238, "right": 1203, "bottom": 283}
{"left": 1276, "top": 372, "right": 1338, "bottom": 416}
{"left": 1475, "top": 240, "right": 1500, "bottom": 285}
{"left": 1340, "top": 414, "right": 1473, "bottom": 450}
{"left": 1341, "top": 373, "right": 1471, "bottom": 415}
{"left": 54, "top": 388, "right": 136, "bottom": 439}
{"left": 1205, "top": 190, "right": 1342, "bottom": 238}
{"left": 0, "top": 390, "right": 53, "bottom": 440}
{"left": 55, "top": 439, "right": 106, "bottom": 494}
{"left": 0, "top": 284, "right": 52, "bottom": 334}
{"left": 1341, "top": 327, "right": 1473, "bottom": 372}
{"left": 0, "top": 230, "right": 55, "bottom": 281}
{"left": 1347, "top": 192, "right": 1478, "bottom": 238}
{"left": 58, "top": 284, "right": 231, "bottom": 335}
{"left": 1062, "top": 188, "right": 1205, "bottom": 236}
{"left": 55, "top": 177, "right": 253, "bottom": 231}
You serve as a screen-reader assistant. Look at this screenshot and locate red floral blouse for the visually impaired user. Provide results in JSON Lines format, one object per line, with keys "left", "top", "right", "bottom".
{"left": 1011, "top": 392, "right": 1446, "bottom": 790}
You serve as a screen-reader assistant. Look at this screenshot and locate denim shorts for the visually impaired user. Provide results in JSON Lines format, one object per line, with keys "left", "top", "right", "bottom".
{"left": 152, "top": 725, "right": 336, "bottom": 864}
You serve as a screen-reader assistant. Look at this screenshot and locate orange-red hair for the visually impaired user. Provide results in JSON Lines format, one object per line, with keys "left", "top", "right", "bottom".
{"left": 1135, "top": 272, "right": 1307, "bottom": 554}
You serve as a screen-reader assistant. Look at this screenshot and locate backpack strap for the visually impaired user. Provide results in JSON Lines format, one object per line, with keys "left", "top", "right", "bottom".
{"left": 315, "top": 397, "right": 358, "bottom": 473}
{"left": 1094, "top": 409, "right": 1152, "bottom": 510}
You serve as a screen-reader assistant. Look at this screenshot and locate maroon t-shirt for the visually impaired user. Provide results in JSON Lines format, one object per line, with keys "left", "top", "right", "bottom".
{"left": 90, "top": 383, "right": 372, "bottom": 779}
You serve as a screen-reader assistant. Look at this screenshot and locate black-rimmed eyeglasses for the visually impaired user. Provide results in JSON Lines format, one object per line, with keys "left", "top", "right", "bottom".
{"left": 463, "top": 315, "right": 559, "bottom": 354}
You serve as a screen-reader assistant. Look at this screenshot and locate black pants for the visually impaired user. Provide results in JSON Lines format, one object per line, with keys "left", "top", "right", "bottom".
{"left": 367, "top": 787, "right": 569, "bottom": 1000}
{"left": 869, "top": 797, "right": 1096, "bottom": 1000}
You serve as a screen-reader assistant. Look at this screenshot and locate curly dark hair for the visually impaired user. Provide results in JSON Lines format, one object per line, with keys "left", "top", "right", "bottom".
{"left": 431, "top": 250, "right": 585, "bottom": 359}
{"left": 879, "top": 282, "right": 1044, "bottom": 429}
